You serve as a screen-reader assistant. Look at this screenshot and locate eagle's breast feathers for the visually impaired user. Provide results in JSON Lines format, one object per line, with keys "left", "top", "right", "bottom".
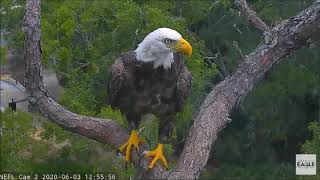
{"left": 107, "top": 52, "right": 192, "bottom": 115}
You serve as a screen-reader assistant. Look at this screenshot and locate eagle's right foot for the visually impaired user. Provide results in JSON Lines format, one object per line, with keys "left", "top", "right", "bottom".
{"left": 118, "top": 130, "right": 143, "bottom": 162}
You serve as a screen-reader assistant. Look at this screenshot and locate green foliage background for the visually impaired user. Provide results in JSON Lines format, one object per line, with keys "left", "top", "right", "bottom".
{"left": 1, "top": 0, "right": 319, "bottom": 179}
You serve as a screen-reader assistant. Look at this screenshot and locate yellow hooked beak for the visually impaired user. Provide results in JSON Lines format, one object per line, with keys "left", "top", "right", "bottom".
{"left": 175, "top": 37, "right": 192, "bottom": 57}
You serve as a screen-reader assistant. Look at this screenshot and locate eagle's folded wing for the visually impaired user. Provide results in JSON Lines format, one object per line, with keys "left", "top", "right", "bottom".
{"left": 176, "top": 64, "right": 192, "bottom": 111}
{"left": 107, "top": 57, "right": 127, "bottom": 107}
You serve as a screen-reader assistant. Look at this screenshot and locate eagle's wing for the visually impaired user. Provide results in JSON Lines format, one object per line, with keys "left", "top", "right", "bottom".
{"left": 176, "top": 61, "right": 193, "bottom": 111}
{"left": 107, "top": 56, "right": 128, "bottom": 107}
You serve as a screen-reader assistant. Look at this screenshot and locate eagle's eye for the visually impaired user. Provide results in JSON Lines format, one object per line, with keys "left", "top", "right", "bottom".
{"left": 164, "top": 38, "right": 172, "bottom": 44}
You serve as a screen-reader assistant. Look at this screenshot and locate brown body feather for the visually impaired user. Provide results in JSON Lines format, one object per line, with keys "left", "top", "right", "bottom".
{"left": 107, "top": 52, "right": 192, "bottom": 140}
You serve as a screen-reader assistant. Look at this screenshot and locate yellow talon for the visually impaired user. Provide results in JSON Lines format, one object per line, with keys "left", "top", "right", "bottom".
{"left": 144, "top": 143, "right": 168, "bottom": 170}
{"left": 118, "top": 130, "right": 143, "bottom": 162}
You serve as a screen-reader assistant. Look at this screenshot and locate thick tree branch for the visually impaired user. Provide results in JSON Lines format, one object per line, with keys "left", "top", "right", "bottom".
{"left": 22, "top": 0, "right": 165, "bottom": 177}
{"left": 235, "top": 0, "right": 269, "bottom": 32}
{"left": 23, "top": 0, "right": 319, "bottom": 179}
{"left": 167, "top": 2, "right": 320, "bottom": 179}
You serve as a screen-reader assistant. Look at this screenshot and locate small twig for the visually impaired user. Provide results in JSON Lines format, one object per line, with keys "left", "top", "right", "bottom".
{"left": 131, "top": 28, "right": 139, "bottom": 50}
{"left": 74, "top": 56, "right": 85, "bottom": 60}
{"left": 214, "top": 15, "right": 226, "bottom": 26}
{"left": 217, "top": 57, "right": 230, "bottom": 78}
{"left": 204, "top": 53, "right": 219, "bottom": 62}
{"left": 206, "top": 51, "right": 230, "bottom": 79}
{"left": 233, "top": 24, "right": 243, "bottom": 34}
{"left": 204, "top": 56, "right": 218, "bottom": 60}
{"left": 49, "top": 56, "right": 62, "bottom": 61}
{"left": 234, "top": 0, "right": 268, "bottom": 32}
{"left": 74, "top": 62, "right": 89, "bottom": 70}
{"left": 73, "top": 12, "right": 91, "bottom": 47}
{"left": 58, "top": 71, "right": 71, "bottom": 77}
{"left": 111, "top": 26, "right": 119, "bottom": 44}
{"left": 232, "top": 41, "right": 245, "bottom": 62}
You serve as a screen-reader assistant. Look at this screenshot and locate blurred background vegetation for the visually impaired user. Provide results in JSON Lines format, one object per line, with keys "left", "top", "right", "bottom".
{"left": 0, "top": 0, "right": 319, "bottom": 179}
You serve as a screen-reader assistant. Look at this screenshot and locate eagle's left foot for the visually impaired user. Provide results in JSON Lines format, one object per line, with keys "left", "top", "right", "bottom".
{"left": 144, "top": 143, "right": 168, "bottom": 170}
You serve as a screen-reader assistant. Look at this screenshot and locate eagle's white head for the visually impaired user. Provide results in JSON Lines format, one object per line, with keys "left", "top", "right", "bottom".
{"left": 134, "top": 28, "right": 192, "bottom": 69}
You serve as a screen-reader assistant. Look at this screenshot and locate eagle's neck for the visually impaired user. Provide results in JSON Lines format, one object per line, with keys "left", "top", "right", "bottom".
{"left": 134, "top": 46, "right": 174, "bottom": 70}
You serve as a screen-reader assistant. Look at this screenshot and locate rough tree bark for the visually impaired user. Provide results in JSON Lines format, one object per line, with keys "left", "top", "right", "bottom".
{"left": 234, "top": 0, "right": 268, "bottom": 32}
{"left": 23, "top": 0, "right": 320, "bottom": 179}
{"left": 23, "top": 0, "right": 128, "bottom": 154}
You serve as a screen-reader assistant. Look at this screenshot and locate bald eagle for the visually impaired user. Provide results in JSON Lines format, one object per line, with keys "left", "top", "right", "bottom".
{"left": 107, "top": 28, "right": 192, "bottom": 169}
